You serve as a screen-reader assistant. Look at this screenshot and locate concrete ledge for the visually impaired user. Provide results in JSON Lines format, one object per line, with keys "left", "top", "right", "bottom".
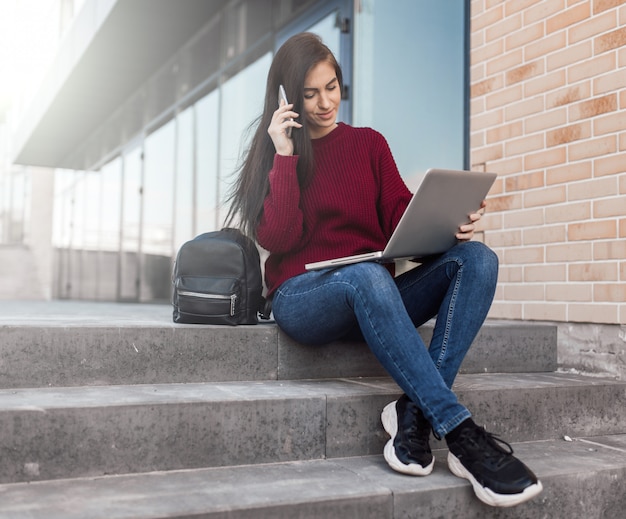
{"left": 0, "top": 373, "right": 623, "bottom": 484}
{"left": 0, "top": 302, "right": 557, "bottom": 387}
{"left": 0, "top": 435, "right": 623, "bottom": 519}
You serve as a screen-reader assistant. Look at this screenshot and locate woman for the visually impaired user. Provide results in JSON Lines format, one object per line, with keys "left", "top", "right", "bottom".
{"left": 225, "top": 32, "right": 542, "bottom": 508}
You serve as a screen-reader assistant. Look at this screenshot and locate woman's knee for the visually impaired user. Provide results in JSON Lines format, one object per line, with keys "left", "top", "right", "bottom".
{"left": 331, "top": 262, "right": 396, "bottom": 294}
{"left": 456, "top": 241, "right": 499, "bottom": 280}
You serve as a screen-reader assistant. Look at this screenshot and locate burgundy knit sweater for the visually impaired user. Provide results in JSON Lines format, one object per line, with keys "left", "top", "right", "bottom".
{"left": 257, "top": 122, "right": 412, "bottom": 296}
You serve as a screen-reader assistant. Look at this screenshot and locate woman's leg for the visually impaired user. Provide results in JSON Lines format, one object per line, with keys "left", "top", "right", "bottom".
{"left": 395, "top": 241, "right": 499, "bottom": 388}
{"left": 272, "top": 262, "right": 471, "bottom": 437}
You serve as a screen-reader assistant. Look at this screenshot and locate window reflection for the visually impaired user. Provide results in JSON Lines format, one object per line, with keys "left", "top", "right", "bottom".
{"left": 120, "top": 145, "right": 142, "bottom": 301}
{"left": 142, "top": 120, "right": 176, "bottom": 301}
{"left": 195, "top": 89, "right": 220, "bottom": 233}
{"left": 174, "top": 107, "right": 194, "bottom": 250}
{"left": 354, "top": 0, "right": 466, "bottom": 189}
{"left": 219, "top": 52, "right": 272, "bottom": 224}
{"left": 99, "top": 157, "right": 122, "bottom": 300}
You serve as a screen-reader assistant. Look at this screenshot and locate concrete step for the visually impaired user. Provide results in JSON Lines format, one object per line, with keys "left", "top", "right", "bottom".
{"left": 0, "top": 435, "right": 624, "bottom": 518}
{"left": 1, "top": 373, "right": 623, "bottom": 484}
{"left": 0, "top": 301, "right": 557, "bottom": 388}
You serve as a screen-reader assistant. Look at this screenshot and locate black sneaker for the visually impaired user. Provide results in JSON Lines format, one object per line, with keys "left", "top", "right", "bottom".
{"left": 381, "top": 394, "right": 435, "bottom": 476}
{"left": 446, "top": 422, "right": 543, "bottom": 507}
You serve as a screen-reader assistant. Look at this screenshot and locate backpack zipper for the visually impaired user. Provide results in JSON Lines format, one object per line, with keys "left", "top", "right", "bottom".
{"left": 178, "top": 291, "right": 237, "bottom": 316}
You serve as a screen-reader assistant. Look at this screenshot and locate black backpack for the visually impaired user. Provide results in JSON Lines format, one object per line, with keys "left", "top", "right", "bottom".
{"left": 172, "top": 228, "right": 268, "bottom": 325}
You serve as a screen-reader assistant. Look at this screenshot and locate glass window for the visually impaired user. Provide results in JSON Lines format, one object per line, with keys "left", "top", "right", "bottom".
{"left": 219, "top": 51, "right": 272, "bottom": 223}
{"left": 195, "top": 89, "right": 220, "bottom": 233}
{"left": 143, "top": 120, "right": 175, "bottom": 256}
{"left": 174, "top": 106, "right": 195, "bottom": 249}
{"left": 354, "top": 0, "right": 467, "bottom": 190}
{"left": 142, "top": 120, "right": 176, "bottom": 301}
{"left": 99, "top": 157, "right": 122, "bottom": 300}
{"left": 120, "top": 145, "right": 143, "bottom": 301}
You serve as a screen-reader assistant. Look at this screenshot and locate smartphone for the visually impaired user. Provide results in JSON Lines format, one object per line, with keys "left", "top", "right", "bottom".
{"left": 278, "top": 84, "right": 293, "bottom": 137}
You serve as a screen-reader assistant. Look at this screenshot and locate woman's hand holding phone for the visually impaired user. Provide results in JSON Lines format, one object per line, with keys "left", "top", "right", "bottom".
{"left": 268, "top": 85, "right": 302, "bottom": 156}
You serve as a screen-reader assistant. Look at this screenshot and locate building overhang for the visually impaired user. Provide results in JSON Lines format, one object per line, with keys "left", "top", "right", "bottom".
{"left": 12, "top": 0, "right": 226, "bottom": 170}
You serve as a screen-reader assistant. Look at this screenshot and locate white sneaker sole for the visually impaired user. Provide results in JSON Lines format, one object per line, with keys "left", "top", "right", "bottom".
{"left": 447, "top": 451, "right": 543, "bottom": 507}
{"left": 381, "top": 400, "right": 435, "bottom": 476}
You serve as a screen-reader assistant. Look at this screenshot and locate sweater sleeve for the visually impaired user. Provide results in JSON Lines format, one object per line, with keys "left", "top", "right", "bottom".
{"left": 374, "top": 134, "right": 413, "bottom": 239}
{"left": 256, "top": 154, "right": 305, "bottom": 253}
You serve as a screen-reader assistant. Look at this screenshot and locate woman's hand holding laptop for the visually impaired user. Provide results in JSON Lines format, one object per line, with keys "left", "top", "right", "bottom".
{"left": 456, "top": 200, "right": 487, "bottom": 242}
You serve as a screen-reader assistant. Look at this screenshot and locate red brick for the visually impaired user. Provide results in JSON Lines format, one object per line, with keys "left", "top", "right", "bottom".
{"left": 524, "top": 147, "right": 567, "bottom": 170}
{"left": 594, "top": 68, "right": 626, "bottom": 94}
{"left": 546, "top": 83, "right": 591, "bottom": 109}
{"left": 594, "top": 195, "right": 626, "bottom": 217}
{"left": 569, "top": 9, "right": 616, "bottom": 43}
{"left": 505, "top": 96, "right": 545, "bottom": 121}
{"left": 547, "top": 242, "right": 593, "bottom": 261}
{"left": 569, "top": 135, "right": 617, "bottom": 161}
{"left": 569, "top": 176, "right": 619, "bottom": 200}
{"left": 523, "top": 224, "right": 567, "bottom": 244}
{"left": 546, "top": 122, "right": 591, "bottom": 147}
{"left": 545, "top": 201, "right": 592, "bottom": 222}
{"left": 525, "top": 264, "right": 567, "bottom": 282}
{"left": 594, "top": 239, "right": 626, "bottom": 259}
{"left": 525, "top": 0, "right": 567, "bottom": 25}
{"left": 506, "top": 21, "right": 544, "bottom": 51}
{"left": 505, "top": 133, "right": 545, "bottom": 155}
{"left": 546, "top": 283, "right": 593, "bottom": 301}
{"left": 568, "top": 219, "right": 618, "bottom": 240}
{"left": 486, "top": 12, "right": 523, "bottom": 42}
{"left": 547, "top": 41, "right": 593, "bottom": 72}
{"left": 485, "top": 229, "right": 523, "bottom": 247}
{"left": 488, "top": 193, "right": 523, "bottom": 211}
{"left": 593, "top": 111, "right": 626, "bottom": 135}
{"left": 473, "top": 143, "right": 504, "bottom": 164}
{"left": 486, "top": 121, "right": 524, "bottom": 143}
{"left": 505, "top": 0, "right": 544, "bottom": 16}
{"left": 595, "top": 26, "right": 626, "bottom": 53}
{"left": 471, "top": 76, "right": 503, "bottom": 98}
{"left": 504, "top": 171, "right": 545, "bottom": 191}
{"left": 526, "top": 107, "right": 568, "bottom": 133}
{"left": 594, "top": 0, "right": 626, "bottom": 15}
{"left": 524, "top": 185, "right": 567, "bottom": 207}
{"left": 594, "top": 283, "right": 626, "bottom": 301}
{"left": 503, "top": 283, "right": 545, "bottom": 300}
{"left": 524, "top": 303, "right": 568, "bottom": 321}
{"left": 547, "top": 2, "right": 591, "bottom": 33}
{"left": 504, "top": 207, "right": 545, "bottom": 228}
{"left": 569, "top": 303, "right": 618, "bottom": 323}
{"left": 569, "top": 261, "right": 619, "bottom": 280}
{"left": 526, "top": 30, "right": 567, "bottom": 61}
{"left": 506, "top": 60, "right": 544, "bottom": 85}
{"left": 569, "top": 52, "right": 616, "bottom": 84}
{"left": 546, "top": 161, "right": 592, "bottom": 185}
{"left": 486, "top": 84, "right": 523, "bottom": 109}
{"left": 524, "top": 69, "right": 567, "bottom": 97}
{"left": 487, "top": 49, "right": 524, "bottom": 76}
{"left": 472, "top": 4, "right": 504, "bottom": 31}
{"left": 569, "top": 93, "right": 617, "bottom": 120}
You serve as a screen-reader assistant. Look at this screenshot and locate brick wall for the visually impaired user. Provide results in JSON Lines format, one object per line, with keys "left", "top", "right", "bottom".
{"left": 470, "top": 0, "right": 626, "bottom": 325}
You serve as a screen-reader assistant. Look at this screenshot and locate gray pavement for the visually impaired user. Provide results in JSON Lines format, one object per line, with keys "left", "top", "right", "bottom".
{"left": 0, "top": 300, "right": 173, "bottom": 327}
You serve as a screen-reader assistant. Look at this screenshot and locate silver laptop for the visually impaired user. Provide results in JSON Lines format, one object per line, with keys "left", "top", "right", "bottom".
{"left": 305, "top": 168, "right": 497, "bottom": 271}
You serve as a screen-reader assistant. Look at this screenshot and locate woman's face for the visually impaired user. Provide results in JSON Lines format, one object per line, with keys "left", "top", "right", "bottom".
{"left": 302, "top": 60, "right": 341, "bottom": 139}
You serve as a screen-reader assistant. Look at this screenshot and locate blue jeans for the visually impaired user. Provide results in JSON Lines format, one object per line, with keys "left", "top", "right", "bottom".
{"left": 272, "top": 241, "right": 499, "bottom": 438}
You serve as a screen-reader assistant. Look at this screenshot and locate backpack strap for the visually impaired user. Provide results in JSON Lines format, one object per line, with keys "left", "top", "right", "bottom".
{"left": 259, "top": 296, "right": 272, "bottom": 320}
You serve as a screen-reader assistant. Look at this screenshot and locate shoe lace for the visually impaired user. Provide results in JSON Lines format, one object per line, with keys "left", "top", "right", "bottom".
{"left": 468, "top": 426, "right": 515, "bottom": 465}
{"left": 404, "top": 404, "right": 431, "bottom": 449}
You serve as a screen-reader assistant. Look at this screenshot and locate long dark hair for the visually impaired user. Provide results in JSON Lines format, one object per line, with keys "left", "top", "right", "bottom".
{"left": 224, "top": 32, "right": 343, "bottom": 239}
